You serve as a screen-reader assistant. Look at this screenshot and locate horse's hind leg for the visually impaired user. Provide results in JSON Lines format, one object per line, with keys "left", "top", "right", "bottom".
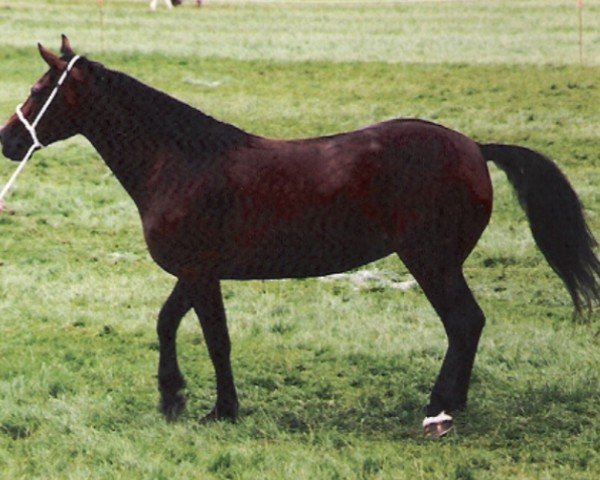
{"left": 389, "top": 185, "right": 489, "bottom": 434}
{"left": 157, "top": 280, "right": 192, "bottom": 420}
{"left": 388, "top": 153, "right": 492, "bottom": 436}
{"left": 399, "top": 252, "right": 486, "bottom": 437}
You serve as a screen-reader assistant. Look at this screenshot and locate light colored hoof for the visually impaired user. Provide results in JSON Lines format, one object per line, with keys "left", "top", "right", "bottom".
{"left": 423, "top": 411, "right": 454, "bottom": 439}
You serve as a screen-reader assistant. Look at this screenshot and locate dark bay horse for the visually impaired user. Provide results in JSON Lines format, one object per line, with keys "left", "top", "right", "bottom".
{"left": 1, "top": 37, "right": 599, "bottom": 438}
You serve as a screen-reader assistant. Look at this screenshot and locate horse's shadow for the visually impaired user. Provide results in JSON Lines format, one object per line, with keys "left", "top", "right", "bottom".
{"left": 184, "top": 347, "right": 594, "bottom": 441}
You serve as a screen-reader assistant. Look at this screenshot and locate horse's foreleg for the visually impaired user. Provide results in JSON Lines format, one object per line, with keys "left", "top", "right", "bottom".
{"left": 189, "top": 277, "right": 238, "bottom": 422}
{"left": 157, "top": 280, "right": 192, "bottom": 420}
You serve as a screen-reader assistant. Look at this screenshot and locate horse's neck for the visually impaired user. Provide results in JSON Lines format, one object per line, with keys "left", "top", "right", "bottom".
{"left": 80, "top": 71, "right": 247, "bottom": 211}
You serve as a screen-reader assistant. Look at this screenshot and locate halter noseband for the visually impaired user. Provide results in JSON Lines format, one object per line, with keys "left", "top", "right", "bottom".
{"left": 0, "top": 55, "right": 81, "bottom": 202}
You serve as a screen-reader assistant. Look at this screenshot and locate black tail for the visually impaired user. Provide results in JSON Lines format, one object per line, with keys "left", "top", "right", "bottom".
{"left": 479, "top": 143, "right": 600, "bottom": 314}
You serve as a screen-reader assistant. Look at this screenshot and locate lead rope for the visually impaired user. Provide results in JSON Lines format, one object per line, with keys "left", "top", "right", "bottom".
{"left": 0, "top": 54, "right": 81, "bottom": 207}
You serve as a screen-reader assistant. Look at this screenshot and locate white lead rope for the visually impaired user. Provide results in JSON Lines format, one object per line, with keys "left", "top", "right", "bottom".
{"left": 0, "top": 54, "right": 81, "bottom": 203}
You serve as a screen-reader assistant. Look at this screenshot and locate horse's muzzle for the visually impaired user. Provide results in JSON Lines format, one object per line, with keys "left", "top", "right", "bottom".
{"left": 0, "top": 125, "right": 31, "bottom": 161}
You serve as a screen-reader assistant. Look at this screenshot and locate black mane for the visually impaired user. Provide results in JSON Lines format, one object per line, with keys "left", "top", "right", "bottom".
{"left": 85, "top": 58, "right": 250, "bottom": 160}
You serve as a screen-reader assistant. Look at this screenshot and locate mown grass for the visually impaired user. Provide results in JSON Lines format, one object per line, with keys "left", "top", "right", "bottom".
{"left": 1, "top": 1, "right": 600, "bottom": 479}
{"left": 1, "top": 0, "right": 599, "bottom": 64}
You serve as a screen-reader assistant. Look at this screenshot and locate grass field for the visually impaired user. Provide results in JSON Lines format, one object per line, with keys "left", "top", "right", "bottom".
{"left": 1, "top": 1, "right": 599, "bottom": 478}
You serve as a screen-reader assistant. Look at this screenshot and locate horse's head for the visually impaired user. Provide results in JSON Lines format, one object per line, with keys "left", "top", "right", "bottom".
{"left": 0, "top": 35, "right": 88, "bottom": 161}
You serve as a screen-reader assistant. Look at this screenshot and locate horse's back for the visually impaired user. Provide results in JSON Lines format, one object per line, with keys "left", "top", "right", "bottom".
{"left": 258, "top": 118, "right": 493, "bottom": 239}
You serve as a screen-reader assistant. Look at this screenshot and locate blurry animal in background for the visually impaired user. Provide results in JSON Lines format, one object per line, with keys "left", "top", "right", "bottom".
{"left": 150, "top": 0, "right": 174, "bottom": 10}
{"left": 150, "top": 1, "right": 200, "bottom": 10}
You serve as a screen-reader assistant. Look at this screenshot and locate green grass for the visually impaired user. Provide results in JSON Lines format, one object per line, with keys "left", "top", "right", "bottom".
{"left": 1, "top": 0, "right": 600, "bottom": 64}
{"left": 1, "top": 1, "right": 600, "bottom": 479}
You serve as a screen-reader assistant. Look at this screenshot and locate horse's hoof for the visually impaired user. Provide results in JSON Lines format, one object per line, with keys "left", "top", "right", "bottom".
{"left": 200, "top": 408, "right": 219, "bottom": 424}
{"left": 423, "top": 411, "right": 454, "bottom": 439}
{"left": 160, "top": 392, "right": 186, "bottom": 421}
{"left": 200, "top": 405, "right": 238, "bottom": 424}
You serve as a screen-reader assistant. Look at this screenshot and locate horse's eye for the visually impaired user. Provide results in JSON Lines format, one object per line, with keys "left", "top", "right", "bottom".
{"left": 30, "top": 86, "right": 43, "bottom": 98}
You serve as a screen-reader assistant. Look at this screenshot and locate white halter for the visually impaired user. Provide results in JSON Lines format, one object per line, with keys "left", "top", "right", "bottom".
{"left": 0, "top": 54, "right": 81, "bottom": 202}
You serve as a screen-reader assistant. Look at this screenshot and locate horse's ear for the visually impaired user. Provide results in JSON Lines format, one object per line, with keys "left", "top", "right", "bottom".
{"left": 38, "top": 43, "right": 66, "bottom": 70}
{"left": 60, "top": 34, "right": 75, "bottom": 56}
